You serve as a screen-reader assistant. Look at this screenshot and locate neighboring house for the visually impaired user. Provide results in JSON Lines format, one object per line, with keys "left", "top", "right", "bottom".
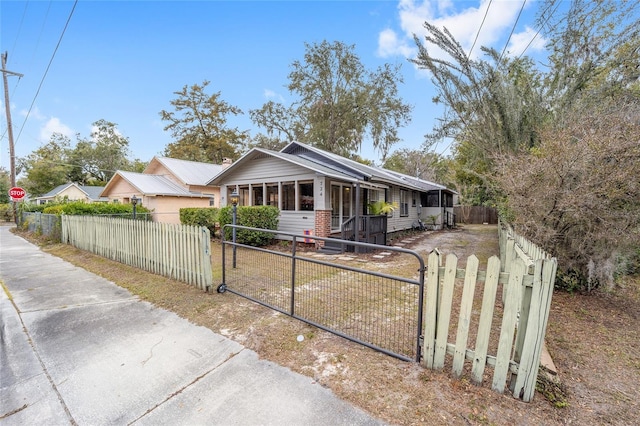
{"left": 36, "top": 183, "right": 109, "bottom": 205}
{"left": 100, "top": 156, "right": 226, "bottom": 224}
{"left": 208, "top": 141, "right": 456, "bottom": 246}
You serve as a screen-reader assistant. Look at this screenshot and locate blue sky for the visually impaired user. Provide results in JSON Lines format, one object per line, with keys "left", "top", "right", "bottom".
{"left": 1, "top": 0, "right": 549, "bottom": 174}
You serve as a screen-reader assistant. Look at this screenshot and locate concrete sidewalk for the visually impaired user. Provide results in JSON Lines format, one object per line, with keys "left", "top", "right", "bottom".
{"left": 0, "top": 225, "right": 384, "bottom": 425}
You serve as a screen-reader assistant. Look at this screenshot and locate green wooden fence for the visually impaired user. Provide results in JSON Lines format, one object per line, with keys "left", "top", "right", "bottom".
{"left": 61, "top": 216, "right": 213, "bottom": 290}
{"left": 422, "top": 247, "right": 556, "bottom": 402}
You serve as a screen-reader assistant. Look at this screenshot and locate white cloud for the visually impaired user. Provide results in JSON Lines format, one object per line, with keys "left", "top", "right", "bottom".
{"left": 40, "top": 117, "right": 73, "bottom": 142}
{"left": 21, "top": 106, "right": 47, "bottom": 121}
{"left": 377, "top": 28, "right": 415, "bottom": 58}
{"left": 506, "top": 26, "right": 547, "bottom": 58}
{"left": 263, "top": 89, "right": 285, "bottom": 103}
{"left": 381, "top": 0, "right": 539, "bottom": 63}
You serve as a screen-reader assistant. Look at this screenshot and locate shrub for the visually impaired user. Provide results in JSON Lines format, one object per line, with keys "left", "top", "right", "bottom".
{"left": 218, "top": 205, "right": 279, "bottom": 246}
{"left": 180, "top": 207, "right": 219, "bottom": 236}
{"left": 0, "top": 203, "right": 14, "bottom": 222}
{"left": 37, "top": 201, "right": 150, "bottom": 218}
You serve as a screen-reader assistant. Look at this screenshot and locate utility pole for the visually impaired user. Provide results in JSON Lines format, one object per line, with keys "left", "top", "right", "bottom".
{"left": 2, "top": 51, "right": 24, "bottom": 188}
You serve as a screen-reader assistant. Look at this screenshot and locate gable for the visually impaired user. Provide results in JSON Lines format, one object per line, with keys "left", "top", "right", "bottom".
{"left": 219, "top": 154, "right": 315, "bottom": 183}
{"left": 144, "top": 156, "right": 223, "bottom": 186}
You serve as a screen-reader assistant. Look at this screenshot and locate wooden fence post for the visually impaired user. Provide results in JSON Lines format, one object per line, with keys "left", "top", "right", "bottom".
{"left": 511, "top": 258, "right": 557, "bottom": 401}
{"left": 452, "top": 255, "right": 478, "bottom": 378}
{"left": 433, "top": 253, "right": 457, "bottom": 370}
{"left": 471, "top": 255, "right": 501, "bottom": 385}
{"left": 423, "top": 250, "right": 441, "bottom": 368}
{"left": 492, "top": 258, "right": 525, "bottom": 393}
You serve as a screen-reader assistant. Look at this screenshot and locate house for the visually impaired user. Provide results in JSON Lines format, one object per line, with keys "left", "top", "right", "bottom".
{"left": 36, "top": 183, "right": 109, "bottom": 205}
{"left": 208, "top": 141, "right": 456, "bottom": 247}
{"left": 100, "top": 156, "right": 226, "bottom": 224}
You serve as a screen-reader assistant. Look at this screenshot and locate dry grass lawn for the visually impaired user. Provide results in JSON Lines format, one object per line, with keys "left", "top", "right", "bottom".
{"left": 14, "top": 224, "right": 640, "bottom": 426}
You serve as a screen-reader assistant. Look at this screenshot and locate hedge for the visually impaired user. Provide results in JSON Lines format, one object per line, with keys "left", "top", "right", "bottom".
{"left": 180, "top": 207, "right": 219, "bottom": 236}
{"left": 20, "top": 201, "right": 150, "bottom": 218}
{"left": 218, "top": 205, "right": 279, "bottom": 246}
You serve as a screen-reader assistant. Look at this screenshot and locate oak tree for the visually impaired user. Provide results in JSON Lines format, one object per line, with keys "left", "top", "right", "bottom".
{"left": 161, "top": 80, "right": 248, "bottom": 163}
{"left": 250, "top": 41, "right": 412, "bottom": 161}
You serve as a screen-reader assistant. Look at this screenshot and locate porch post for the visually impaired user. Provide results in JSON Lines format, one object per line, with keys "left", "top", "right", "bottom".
{"left": 354, "top": 182, "right": 360, "bottom": 252}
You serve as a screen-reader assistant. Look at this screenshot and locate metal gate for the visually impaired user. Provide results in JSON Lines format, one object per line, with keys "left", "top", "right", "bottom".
{"left": 216, "top": 225, "right": 425, "bottom": 362}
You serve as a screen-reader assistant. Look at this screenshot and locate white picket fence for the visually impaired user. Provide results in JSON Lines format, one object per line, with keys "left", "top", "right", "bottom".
{"left": 61, "top": 216, "right": 213, "bottom": 290}
{"left": 422, "top": 224, "right": 557, "bottom": 402}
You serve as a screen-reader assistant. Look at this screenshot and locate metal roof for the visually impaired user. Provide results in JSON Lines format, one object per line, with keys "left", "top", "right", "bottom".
{"left": 109, "top": 171, "right": 207, "bottom": 197}
{"left": 148, "top": 157, "right": 224, "bottom": 186}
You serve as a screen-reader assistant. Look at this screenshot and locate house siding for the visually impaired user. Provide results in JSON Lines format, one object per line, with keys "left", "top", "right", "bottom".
{"left": 386, "top": 186, "right": 418, "bottom": 232}
{"left": 278, "top": 211, "right": 317, "bottom": 238}
{"left": 145, "top": 196, "right": 211, "bottom": 224}
{"left": 221, "top": 156, "right": 316, "bottom": 186}
{"left": 38, "top": 185, "right": 90, "bottom": 204}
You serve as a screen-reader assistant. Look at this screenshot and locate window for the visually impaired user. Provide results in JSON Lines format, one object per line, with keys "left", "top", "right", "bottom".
{"left": 282, "top": 183, "right": 295, "bottom": 210}
{"left": 400, "top": 190, "right": 409, "bottom": 216}
{"left": 252, "top": 186, "right": 264, "bottom": 206}
{"left": 445, "top": 193, "right": 453, "bottom": 207}
{"left": 299, "top": 182, "right": 314, "bottom": 211}
{"left": 240, "top": 187, "right": 249, "bottom": 206}
{"left": 266, "top": 184, "right": 278, "bottom": 207}
{"left": 426, "top": 191, "right": 439, "bottom": 207}
{"left": 209, "top": 196, "right": 215, "bottom": 207}
{"left": 412, "top": 191, "right": 417, "bottom": 207}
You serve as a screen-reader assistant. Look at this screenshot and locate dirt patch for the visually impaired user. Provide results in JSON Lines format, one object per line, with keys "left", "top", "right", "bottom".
{"left": 13, "top": 224, "right": 640, "bottom": 425}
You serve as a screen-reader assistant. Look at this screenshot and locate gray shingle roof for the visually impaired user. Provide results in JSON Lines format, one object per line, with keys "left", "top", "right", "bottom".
{"left": 39, "top": 183, "right": 75, "bottom": 198}
{"left": 209, "top": 141, "right": 455, "bottom": 194}
{"left": 81, "top": 186, "right": 109, "bottom": 201}
{"left": 38, "top": 183, "right": 110, "bottom": 201}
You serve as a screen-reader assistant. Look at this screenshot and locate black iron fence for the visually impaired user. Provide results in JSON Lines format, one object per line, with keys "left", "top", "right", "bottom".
{"left": 217, "top": 225, "right": 425, "bottom": 362}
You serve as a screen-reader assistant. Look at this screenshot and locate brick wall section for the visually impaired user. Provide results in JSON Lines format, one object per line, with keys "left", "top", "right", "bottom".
{"left": 314, "top": 210, "right": 332, "bottom": 248}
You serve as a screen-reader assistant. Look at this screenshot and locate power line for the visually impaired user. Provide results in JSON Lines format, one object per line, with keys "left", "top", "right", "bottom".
{"left": 517, "top": 0, "right": 563, "bottom": 59}
{"left": 499, "top": 0, "right": 528, "bottom": 61}
{"left": 468, "top": 0, "right": 493, "bottom": 60}
{"left": 436, "top": 0, "right": 493, "bottom": 157}
{"left": 15, "top": 0, "right": 78, "bottom": 146}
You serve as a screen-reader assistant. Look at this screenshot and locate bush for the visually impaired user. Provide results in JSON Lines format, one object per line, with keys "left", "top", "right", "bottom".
{"left": 180, "top": 207, "right": 219, "bottom": 236}
{"left": 0, "top": 203, "right": 15, "bottom": 222}
{"left": 35, "top": 201, "right": 150, "bottom": 218}
{"left": 218, "top": 205, "right": 279, "bottom": 246}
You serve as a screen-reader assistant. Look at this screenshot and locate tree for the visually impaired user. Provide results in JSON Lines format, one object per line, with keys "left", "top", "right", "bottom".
{"left": 244, "top": 133, "right": 289, "bottom": 152}
{"left": 250, "top": 41, "right": 413, "bottom": 161}
{"left": 411, "top": 0, "right": 640, "bottom": 289}
{"left": 18, "top": 134, "right": 73, "bottom": 197}
{"left": 68, "top": 120, "right": 133, "bottom": 185}
{"left": 0, "top": 167, "right": 10, "bottom": 203}
{"left": 383, "top": 148, "right": 452, "bottom": 186}
{"left": 496, "top": 99, "right": 640, "bottom": 290}
{"left": 411, "top": 28, "right": 546, "bottom": 184}
{"left": 160, "top": 80, "right": 248, "bottom": 163}
{"left": 18, "top": 120, "right": 142, "bottom": 195}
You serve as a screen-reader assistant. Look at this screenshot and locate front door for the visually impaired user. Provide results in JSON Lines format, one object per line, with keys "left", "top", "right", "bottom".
{"left": 331, "top": 184, "right": 352, "bottom": 231}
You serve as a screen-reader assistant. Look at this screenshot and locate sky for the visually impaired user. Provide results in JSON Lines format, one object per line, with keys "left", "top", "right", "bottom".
{"left": 1, "top": 0, "right": 551, "bottom": 175}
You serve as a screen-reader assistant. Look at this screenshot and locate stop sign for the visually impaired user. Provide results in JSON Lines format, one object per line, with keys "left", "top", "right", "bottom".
{"left": 9, "top": 187, "right": 26, "bottom": 200}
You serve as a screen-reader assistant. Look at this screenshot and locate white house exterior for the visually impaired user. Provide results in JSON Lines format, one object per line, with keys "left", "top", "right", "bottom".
{"left": 35, "top": 183, "right": 109, "bottom": 205}
{"left": 208, "top": 142, "right": 456, "bottom": 244}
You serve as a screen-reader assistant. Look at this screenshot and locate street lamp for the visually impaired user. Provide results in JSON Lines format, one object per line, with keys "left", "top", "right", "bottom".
{"left": 131, "top": 195, "right": 140, "bottom": 219}
{"left": 230, "top": 190, "right": 239, "bottom": 268}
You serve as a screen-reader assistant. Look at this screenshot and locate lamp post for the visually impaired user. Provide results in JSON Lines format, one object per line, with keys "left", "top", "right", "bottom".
{"left": 131, "top": 195, "right": 140, "bottom": 219}
{"left": 230, "top": 190, "right": 239, "bottom": 268}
